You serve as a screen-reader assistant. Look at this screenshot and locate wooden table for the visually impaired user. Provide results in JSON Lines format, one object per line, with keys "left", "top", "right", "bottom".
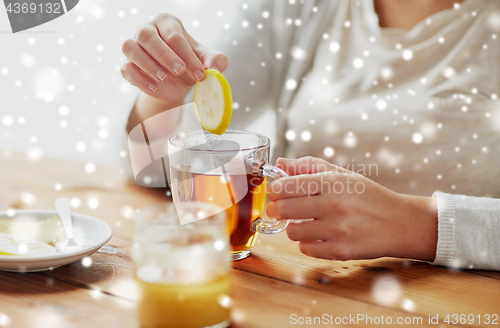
{"left": 1, "top": 149, "right": 499, "bottom": 328}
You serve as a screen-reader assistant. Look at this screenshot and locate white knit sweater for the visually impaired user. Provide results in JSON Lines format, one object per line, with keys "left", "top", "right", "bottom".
{"left": 136, "top": 0, "right": 500, "bottom": 270}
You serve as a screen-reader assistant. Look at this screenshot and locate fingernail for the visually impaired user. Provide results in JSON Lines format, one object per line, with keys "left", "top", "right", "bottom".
{"left": 156, "top": 70, "right": 167, "bottom": 81}
{"left": 148, "top": 84, "right": 157, "bottom": 92}
{"left": 172, "top": 62, "right": 184, "bottom": 75}
{"left": 194, "top": 70, "right": 205, "bottom": 81}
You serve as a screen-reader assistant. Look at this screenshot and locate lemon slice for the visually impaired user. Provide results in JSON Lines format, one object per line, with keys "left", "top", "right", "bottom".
{"left": 0, "top": 233, "right": 57, "bottom": 256}
{"left": 0, "top": 216, "right": 64, "bottom": 244}
{"left": 194, "top": 69, "right": 233, "bottom": 135}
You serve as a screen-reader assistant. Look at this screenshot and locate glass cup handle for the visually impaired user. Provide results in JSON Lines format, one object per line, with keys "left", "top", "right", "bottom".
{"left": 251, "top": 162, "right": 291, "bottom": 234}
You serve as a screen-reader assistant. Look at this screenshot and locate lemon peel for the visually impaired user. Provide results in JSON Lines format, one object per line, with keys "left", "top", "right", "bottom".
{"left": 194, "top": 69, "right": 233, "bottom": 135}
{"left": 0, "top": 233, "right": 57, "bottom": 256}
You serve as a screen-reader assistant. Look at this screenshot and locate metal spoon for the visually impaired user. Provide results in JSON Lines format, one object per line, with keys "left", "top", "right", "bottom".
{"left": 54, "top": 197, "right": 78, "bottom": 247}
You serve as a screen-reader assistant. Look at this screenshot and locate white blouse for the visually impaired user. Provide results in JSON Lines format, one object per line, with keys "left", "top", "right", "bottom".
{"left": 135, "top": 0, "right": 500, "bottom": 269}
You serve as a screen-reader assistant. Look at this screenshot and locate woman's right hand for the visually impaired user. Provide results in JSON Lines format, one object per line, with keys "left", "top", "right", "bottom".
{"left": 121, "top": 13, "right": 229, "bottom": 107}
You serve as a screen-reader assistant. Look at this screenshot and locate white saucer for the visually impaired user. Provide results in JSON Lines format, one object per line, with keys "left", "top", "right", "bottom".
{"left": 0, "top": 210, "right": 113, "bottom": 272}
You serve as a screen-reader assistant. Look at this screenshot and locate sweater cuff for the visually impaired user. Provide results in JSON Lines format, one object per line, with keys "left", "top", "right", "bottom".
{"left": 431, "top": 191, "right": 456, "bottom": 267}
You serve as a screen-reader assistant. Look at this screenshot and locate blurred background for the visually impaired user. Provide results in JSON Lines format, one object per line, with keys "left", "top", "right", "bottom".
{"left": 0, "top": 0, "right": 243, "bottom": 169}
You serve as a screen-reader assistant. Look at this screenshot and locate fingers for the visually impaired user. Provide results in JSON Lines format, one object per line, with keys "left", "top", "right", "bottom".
{"left": 135, "top": 24, "right": 191, "bottom": 79}
{"left": 277, "top": 156, "right": 350, "bottom": 176}
{"left": 268, "top": 173, "right": 329, "bottom": 201}
{"left": 266, "top": 196, "right": 322, "bottom": 220}
{"left": 298, "top": 241, "right": 332, "bottom": 259}
{"left": 298, "top": 240, "right": 351, "bottom": 261}
{"left": 156, "top": 18, "right": 206, "bottom": 82}
{"left": 286, "top": 220, "right": 330, "bottom": 242}
{"left": 122, "top": 39, "right": 168, "bottom": 82}
{"left": 183, "top": 30, "right": 228, "bottom": 72}
{"left": 120, "top": 61, "right": 158, "bottom": 93}
{"left": 192, "top": 43, "right": 229, "bottom": 72}
{"left": 202, "top": 50, "right": 229, "bottom": 72}
{"left": 126, "top": 13, "right": 228, "bottom": 88}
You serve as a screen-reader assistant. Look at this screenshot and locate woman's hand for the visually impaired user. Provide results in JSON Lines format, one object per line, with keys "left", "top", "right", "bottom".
{"left": 267, "top": 157, "right": 438, "bottom": 262}
{"left": 121, "top": 13, "right": 228, "bottom": 106}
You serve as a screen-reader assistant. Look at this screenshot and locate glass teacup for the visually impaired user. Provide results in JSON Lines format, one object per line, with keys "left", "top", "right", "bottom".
{"left": 168, "top": 130, "right": 290, "bottom": 260}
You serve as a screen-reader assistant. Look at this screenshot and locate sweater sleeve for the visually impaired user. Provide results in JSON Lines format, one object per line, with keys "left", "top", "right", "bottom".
{"left": 432, "top": 191, "right": 500, "bottom": 271}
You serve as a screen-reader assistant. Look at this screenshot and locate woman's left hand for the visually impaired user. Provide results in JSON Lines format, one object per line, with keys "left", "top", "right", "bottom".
{"left": 267, "top": 157, "right": 438, "bottom": 262}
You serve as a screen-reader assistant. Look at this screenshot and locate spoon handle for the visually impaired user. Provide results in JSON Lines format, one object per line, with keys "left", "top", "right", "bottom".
{"left": 55, "top": 197, "right": 74, "bottom": 240}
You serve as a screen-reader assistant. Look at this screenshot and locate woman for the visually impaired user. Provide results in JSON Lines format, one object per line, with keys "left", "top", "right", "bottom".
{"left": 121, "top": 0, "right": 500, "bottom": 270}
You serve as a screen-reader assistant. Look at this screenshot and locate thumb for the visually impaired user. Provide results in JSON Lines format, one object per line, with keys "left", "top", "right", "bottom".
{"left": 185, "top": 32, "right": 228, "bottom": 72}
{"left": 276, "top": 156, "right": 350, "bottom": 176}
{"left": 202, "top": 50, "right": 229, "bottom": 72}
{"left": 192, "top": 43, "right": 229, "bottom": 73}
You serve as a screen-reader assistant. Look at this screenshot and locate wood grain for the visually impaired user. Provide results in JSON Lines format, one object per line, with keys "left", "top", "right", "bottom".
{"left": 235, "top": 233, "right": 500, "bottom": 319}
{"left": 0, "top": 271, "right": 137, "bottom": 328}
{"left": 1, "top": 149, "right": 499, "bottom": 328}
